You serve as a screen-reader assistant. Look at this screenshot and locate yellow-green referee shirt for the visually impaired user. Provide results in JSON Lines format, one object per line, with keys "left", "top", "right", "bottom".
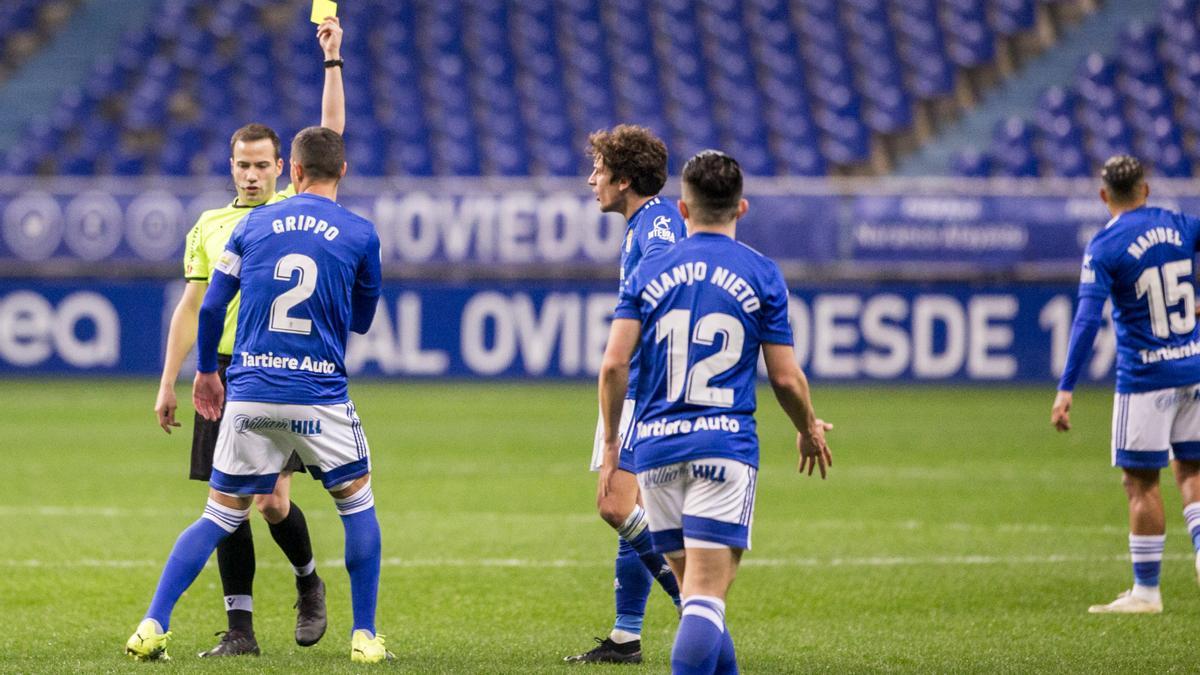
{"left": 182, "top": 184, "right": 296, "bottom": 355}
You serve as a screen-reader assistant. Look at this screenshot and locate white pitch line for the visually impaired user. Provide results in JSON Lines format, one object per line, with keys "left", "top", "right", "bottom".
{"left": 0, "top": 506, "right": 1138, "bottom": 535}
{"left": 2, "top": 553, "right": 1194, "bottom": 570}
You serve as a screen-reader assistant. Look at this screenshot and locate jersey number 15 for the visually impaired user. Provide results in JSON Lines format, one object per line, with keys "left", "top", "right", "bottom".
{"left": 1136, "top": 259, "right": 1196, "bottom": 338}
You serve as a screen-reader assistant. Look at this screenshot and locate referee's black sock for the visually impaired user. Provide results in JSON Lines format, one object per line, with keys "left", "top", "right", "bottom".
{"left": 216, "top": 519, "right": 256, "bottom": 633}
{"left": 268, "top": 501, "right": 321, "bottom": 592}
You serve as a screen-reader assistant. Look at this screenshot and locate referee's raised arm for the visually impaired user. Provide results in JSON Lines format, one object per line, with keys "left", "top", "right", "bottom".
{"left": 317, "top": 16, "right": 344, "bottom": 135}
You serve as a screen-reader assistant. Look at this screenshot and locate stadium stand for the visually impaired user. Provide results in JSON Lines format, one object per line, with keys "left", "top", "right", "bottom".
{"left": 0, "top": 0, "right": 81, "bottom": 81}
{"left": 2, "top": 0, "right": 1102, "bottom": 177}
{"left": 958, "top": 0, "right": 1200, "bottom": 177}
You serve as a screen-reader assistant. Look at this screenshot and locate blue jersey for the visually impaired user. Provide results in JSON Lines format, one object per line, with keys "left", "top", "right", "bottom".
{"left": 619, "top": 196, "right": 686, "bottom": 399}
{"left": 1077, "top": 206, "right": 1200, "bottom": 393}
{"left": 614, "top": 232, "right": 793, "bottom": 471}
{"left": 211, "top": 193, "right": 382, "bottom": 405}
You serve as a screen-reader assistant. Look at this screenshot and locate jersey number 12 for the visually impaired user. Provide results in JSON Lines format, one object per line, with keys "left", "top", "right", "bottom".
{"left": 656, "top": 309, "right": 743, "bottom": 408}
{"left": 1136, "top": 259, "right": 1195, "bottom": 338}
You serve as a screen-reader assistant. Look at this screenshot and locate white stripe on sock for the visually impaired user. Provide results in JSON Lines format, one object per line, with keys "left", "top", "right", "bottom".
{"left": 334, "top": 483, "right": 374, "bottom": 516}
{"left": 294, "top": 558, "right": 316, "bottom": 577}
{"left": 224, "top": 594, "right": 252, "bottom": 612}
{"left": 202, "top": 499, "right": 250, "bottom": 534}
{"left": 617, "top": 505, "right": 648, "bottom": 541}
{"left": 1184, "top": 503, "right": 1200, "bottom": 532}
{"left": 682, "top": 605, "right": 724, "bottom": 631}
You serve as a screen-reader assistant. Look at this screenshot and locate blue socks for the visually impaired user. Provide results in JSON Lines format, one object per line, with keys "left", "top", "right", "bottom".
{"left": 336, "top": 482, "right": 381, "bottom": 635}
{"left": 1185, "top": 503, "right": 1200, "bottom": 552}
{"left": 1130, "top": 533, "right": 1165, "bottom": 590}
{"left": 619, "top": 505, "right": 682, "bottom": 606}
{"left": 146, "top": 498, "right": 248, "bottom": 630}
{"left": 672, "top": 595, "right": 734, "bottom": 675}
{"left": 613, "top": 538, "right": 652, "bottom": 635}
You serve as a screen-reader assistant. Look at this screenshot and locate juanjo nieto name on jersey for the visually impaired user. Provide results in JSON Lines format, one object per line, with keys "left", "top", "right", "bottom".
{"left": 616, "top": 232, "right": 794, "bottom": 472}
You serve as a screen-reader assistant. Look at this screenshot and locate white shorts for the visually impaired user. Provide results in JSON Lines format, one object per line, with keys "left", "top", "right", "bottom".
{"left": 590, "top": 398, "right": 636, "bottom": 472}
{"left": 637, "top": 458, "right": 757, "bottom": 554}
{"left": 211, "top": 400, "right": 371, "bottom": 495}
{"left": 1112, "top": 384, "right": 1200, "bottom": 469}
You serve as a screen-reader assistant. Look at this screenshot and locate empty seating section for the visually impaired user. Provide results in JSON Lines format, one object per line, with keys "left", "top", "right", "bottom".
{"left": 0, "top": 0, "right": 81, "bottom": 76}
{"left": 10, "top": 0, "right": 1076, "bottom": 176}
{"left": 962, "top": 0, "right": 1200, "bottom": 177}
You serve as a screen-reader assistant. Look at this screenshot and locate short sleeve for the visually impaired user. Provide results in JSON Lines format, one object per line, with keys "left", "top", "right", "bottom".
{"left": 183, "top": 220, "right": 208, "bottom": 281}
{"left": 759, "top": 264, "right": 793, "bottom": 345}
{"left": 214, "top": 215, "right": 249, "bottom": 278}
{"left": 638, "top": 210, "right": 679, "bottom": 260}
{"left": 613, "top": 275, "right": 641, "bottom": 320}
{"left": 1077, "top": 240, "right": 1112, "bottom": 300}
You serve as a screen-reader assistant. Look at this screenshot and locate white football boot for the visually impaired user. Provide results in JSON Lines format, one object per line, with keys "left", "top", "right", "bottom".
{"left": 1087, "top": 589, "right": 1162, "bottom": 614}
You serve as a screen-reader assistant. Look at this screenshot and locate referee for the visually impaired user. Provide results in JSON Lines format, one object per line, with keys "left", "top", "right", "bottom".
{"left": 152, "top": 15, "right": 346, "bottom": 658}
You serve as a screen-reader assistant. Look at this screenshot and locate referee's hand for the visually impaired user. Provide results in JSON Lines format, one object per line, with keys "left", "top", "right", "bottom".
{"left": 318, "top": 16, "right": 342, "bottom": 59}
{"left": 193, "top": 371, "right": 225, "bottom": 422}
{"left": 154, "top": 384, "right": 181, "bottom": 434}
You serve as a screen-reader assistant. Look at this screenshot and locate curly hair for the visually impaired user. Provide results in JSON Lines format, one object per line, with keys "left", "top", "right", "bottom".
{"left": 587, "top": 124, "right": 668, "bottom": 197}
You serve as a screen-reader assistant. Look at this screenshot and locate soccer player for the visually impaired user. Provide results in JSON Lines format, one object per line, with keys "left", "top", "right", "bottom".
{"left": 1052, "top": 155, "right": 1200, "bottom": 614}
{"left": 566, "top": 125, "right": 685, "bottom": 664}
{"left": 126, "top": 127, "right": 390, "bottom": 663}
{"left": 151, "top": 17, "right": 344, "bottom": 656}
{"left": 598, "top": 150, "right": 831, "bottom": 674}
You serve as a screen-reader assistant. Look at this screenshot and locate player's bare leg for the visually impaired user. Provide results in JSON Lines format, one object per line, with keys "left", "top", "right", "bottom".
{"left": 1171, "top": 460, "right": 1200, "bottom": 584}
{"left": 669, "top": 547, "right": 742, "bottom": 674}
{"left": 566, "top": 470, "right": 680, "bottom": 664}
{"left": 1090, "top": 468, "right": 1165, "bottom": 613}
{"left": 253, "top": 471, "right": 327, "bottom": 646}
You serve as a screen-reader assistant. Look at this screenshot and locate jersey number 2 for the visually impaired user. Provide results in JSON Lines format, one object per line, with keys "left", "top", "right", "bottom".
{"left": 1136, "top": 259, "right": 1196, "bottom": 338}
{"left": 269, "top": 254, "right": 318, "bottom": 335}
{"left": 656, "top": 309, "right": 744, "bottom": 408}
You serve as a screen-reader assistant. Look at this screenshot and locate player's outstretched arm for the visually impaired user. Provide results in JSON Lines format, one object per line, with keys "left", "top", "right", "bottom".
{"left": 317, "top": 17, "right": 344, "bottom": 135}
{"left": 597, "top": 318, "right": 641, "bottom": 497}
{"left": 155, "top": 282, "right": 207, "bottom": 433}
{"left": 763, "top": 342, "right": 832, "bottom": 478}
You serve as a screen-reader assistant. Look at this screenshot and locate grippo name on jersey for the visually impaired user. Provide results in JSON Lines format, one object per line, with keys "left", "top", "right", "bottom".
{"left": 1125, "top": 226, "right": 1182, "bottom": 260}
{"left": 271, "top": 215, "right": 340, "bottom": 240}
{"left": 640, "top": 262, "right": 762, "bottom": 313}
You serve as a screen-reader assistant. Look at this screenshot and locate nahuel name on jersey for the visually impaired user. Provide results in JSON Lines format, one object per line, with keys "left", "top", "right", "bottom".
{"left": 1139, "top": 338, "right": 1200, "bottom": 364}
{"left": 240, "top": 351, "right": 337, "bottom": 374}
{"left": 1126, "top": 227, "right": 1182, "bottom": 259}
{"left": 271, "top": 215, "right": 340, "bottom": 241}
{"left": 636, "top": 414, "right": 741, "bottom": 440}
{"left": 640, "top": 262, "right": 761, "bottom": 313}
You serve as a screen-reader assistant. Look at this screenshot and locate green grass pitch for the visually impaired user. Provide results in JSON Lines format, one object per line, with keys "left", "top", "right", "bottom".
{"left": 1, "top": 380, "right": 1198, "bottom": 673}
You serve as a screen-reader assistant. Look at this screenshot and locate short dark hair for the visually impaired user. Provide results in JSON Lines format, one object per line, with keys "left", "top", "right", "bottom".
{"left": 291, "top": 126, "right": 345, "bottom": 182}
{"left": 586, "top": 124, "right": 667, "bottom": 197}
{"left": 681, "top": 150, "right": 743, "bottom": 225}
{"left": 230, "top": 123, "right": 281, "bottom": 159}
{"left": 1101, "top": 154, "right": 1145, "bottom": 203}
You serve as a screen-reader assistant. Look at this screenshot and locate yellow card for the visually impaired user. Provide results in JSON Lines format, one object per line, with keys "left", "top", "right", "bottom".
{"left": 310, "top": 0, "right": 337, "bottom": 24}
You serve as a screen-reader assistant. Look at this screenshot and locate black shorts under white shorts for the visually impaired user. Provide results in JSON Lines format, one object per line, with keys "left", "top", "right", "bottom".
{"left": 189, "top": 354, "right": 305, "bottom": 481}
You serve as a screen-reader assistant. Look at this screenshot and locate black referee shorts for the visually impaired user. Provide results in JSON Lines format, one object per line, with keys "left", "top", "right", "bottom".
{"left": 189, "top": 354, "right": 306, "bottom": 481}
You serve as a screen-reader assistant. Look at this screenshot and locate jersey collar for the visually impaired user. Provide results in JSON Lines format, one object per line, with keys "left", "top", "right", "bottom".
{"left": 626, "top": 196, "right": 660, "bottom": 225}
